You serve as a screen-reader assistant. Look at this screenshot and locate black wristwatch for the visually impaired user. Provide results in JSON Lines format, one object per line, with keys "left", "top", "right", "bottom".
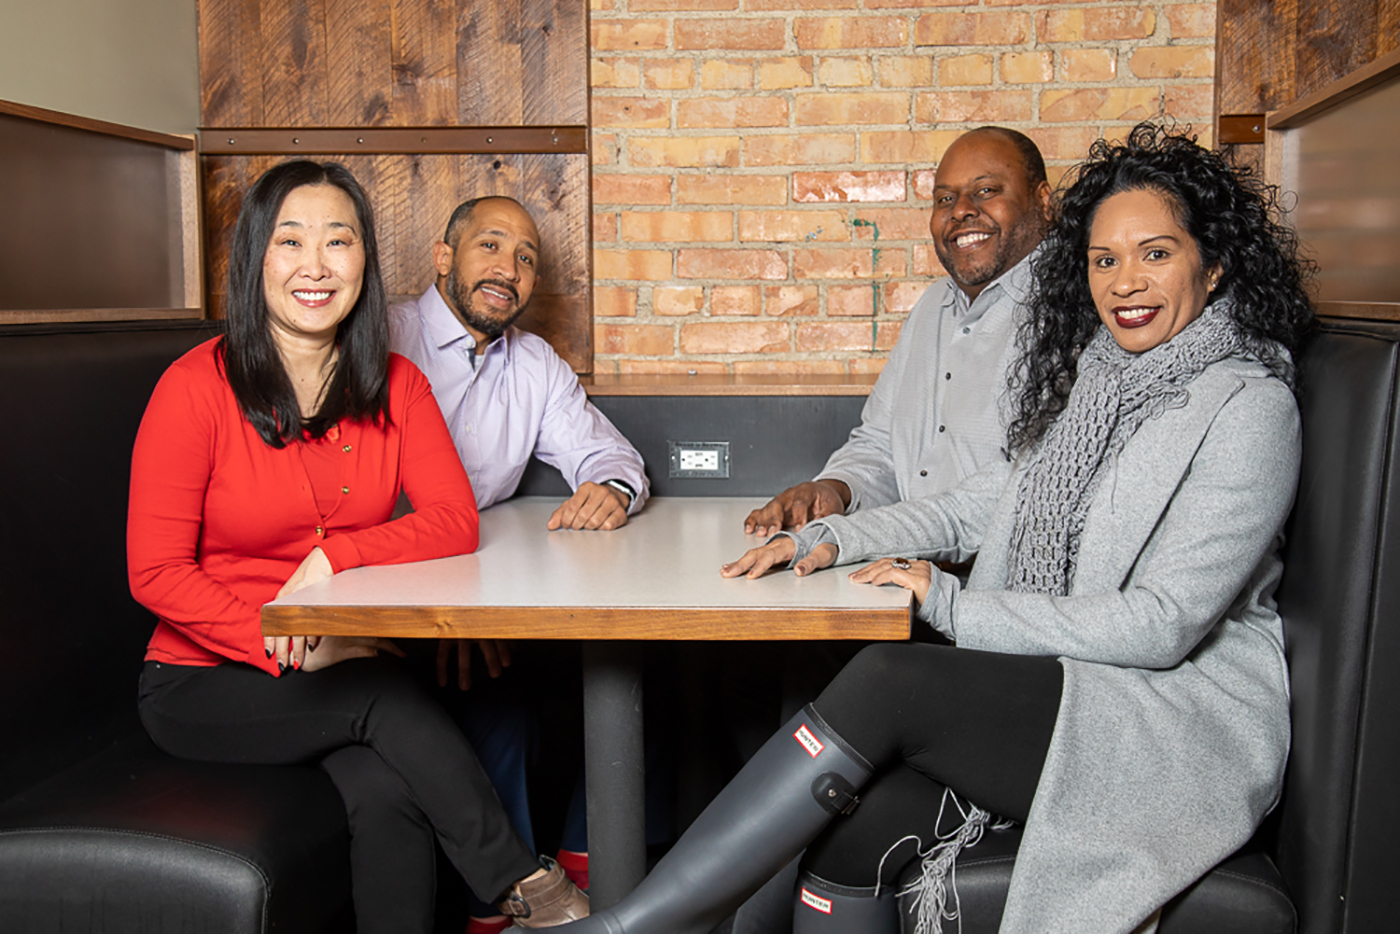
{"left": 601, "top": 478, "right": 635, "bottom": 510}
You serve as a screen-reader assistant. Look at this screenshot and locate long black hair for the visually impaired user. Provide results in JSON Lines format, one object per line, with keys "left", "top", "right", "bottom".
{"left": 221, "top": 160, "right": 390, "bottom": 448}
{"left": 1007, "top": 122, "right": 1315, "bottom": 454}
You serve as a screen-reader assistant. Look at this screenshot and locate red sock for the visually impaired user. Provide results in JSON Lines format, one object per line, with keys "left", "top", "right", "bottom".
{"left": 556, "top": 848, "right": 589, "bottom": 891}
{"left": 465, "top": 917, "right": 512, "bottom": 934}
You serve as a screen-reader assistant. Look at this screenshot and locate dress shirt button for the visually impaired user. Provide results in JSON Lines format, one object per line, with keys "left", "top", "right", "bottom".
{"left": 962, "top": 327, "right": 970, "bottom": 334}
{"left": 343, "top": 444, "right": 352, "bottom": 453}
{"left": 945, "top": 372, "right": 951, "bottom": 380}
{"left": 315, "top": 526, "right": 324, "bottom": 536}
{"left": 920, "top": 469, "right": 928, "bottom": 477}
{"left": 938, "top": 425, "right": 946, "bottom": 433}
{"left": 342, "top": 486, "right": 350, "bottom": 495}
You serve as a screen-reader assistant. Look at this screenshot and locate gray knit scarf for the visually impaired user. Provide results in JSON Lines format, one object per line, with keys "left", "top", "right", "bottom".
{"left": 1005, "top": 302, "right": 1251, "bottom": 596}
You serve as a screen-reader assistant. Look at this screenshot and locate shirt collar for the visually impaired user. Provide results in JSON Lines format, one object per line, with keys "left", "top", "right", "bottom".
{"left": 938, "top": 244, "right": 1042, "bottom": 323}
{"left": 420, "top": 284, "right": 511, "bottom": 360}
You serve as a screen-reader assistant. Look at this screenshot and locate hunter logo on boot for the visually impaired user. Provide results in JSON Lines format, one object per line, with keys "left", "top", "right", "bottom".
{"left": 793, "top": 724, "right": 824, "bottom": 757}
{"left": 800, "top": 888, "right": 833, "bottom": 914}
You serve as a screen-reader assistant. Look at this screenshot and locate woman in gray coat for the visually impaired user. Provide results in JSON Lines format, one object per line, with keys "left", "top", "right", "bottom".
{"left": 556, "top": 124, "right": 1315, "bottom": 934}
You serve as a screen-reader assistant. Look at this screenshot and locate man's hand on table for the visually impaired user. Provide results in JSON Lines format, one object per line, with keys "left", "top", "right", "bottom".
{"left": 438, "top": 638, "right": 513, "bottom": 690}
{"left": 743, "top": 480, "right": 850, "bottom": 537}
{"left": 721, "top": 538, "right": 838, "bottom": 579}
{"left": 547, "top": 481, "right": 630, "bottom": 531}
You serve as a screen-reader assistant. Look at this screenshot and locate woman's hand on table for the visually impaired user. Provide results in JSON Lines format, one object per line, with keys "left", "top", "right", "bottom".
{"left": 721, "top": 538, "right": 838, "bottom": 579}
{"left": 848, "top": 557, "right": 933, "bottom": 605}
{"left": 263, "top": 547, "right": 336, "bottom": 671}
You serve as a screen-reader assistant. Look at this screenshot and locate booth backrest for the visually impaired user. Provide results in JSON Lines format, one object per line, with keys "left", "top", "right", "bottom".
{"left": 0, "top": 321, "right": 220, "bottom": 802}
{"left": 1274, "top": 316, "right": 1400, "bottom": 933}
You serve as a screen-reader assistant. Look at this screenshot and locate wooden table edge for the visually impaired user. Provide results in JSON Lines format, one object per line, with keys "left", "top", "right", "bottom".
{"left": 262, "top": 603, "right": 912, "bottom": 641}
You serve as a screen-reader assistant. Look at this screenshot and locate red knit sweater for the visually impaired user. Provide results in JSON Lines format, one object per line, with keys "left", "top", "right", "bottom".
{"left": 128, "top": 338, "right": 478, "bottom": 677}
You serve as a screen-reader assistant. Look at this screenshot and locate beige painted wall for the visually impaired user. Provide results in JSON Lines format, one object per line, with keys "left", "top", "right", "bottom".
{"left": 0, "top": 0, "right": 197, "bottom": 134}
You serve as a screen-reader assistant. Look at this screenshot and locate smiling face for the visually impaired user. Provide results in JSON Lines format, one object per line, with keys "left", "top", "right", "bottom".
{"left": 930, "top": 131, "right": 1052, "bottom": 299}
{"left": 433, "top": 198, "right": 541, "bottom": 348}
{"left": 261, "top": 183, "right": 366, "bottom": 349}
{"left": 1088, "top": 187, "right": 1221, "bottom": 354}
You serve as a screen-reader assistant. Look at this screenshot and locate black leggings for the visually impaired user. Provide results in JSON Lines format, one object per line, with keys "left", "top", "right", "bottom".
{"left": 803, "top": 643, "right": 1064, "bottom": 887}
{"left": 137, "top": 657, "right": 538, "bottom": 934}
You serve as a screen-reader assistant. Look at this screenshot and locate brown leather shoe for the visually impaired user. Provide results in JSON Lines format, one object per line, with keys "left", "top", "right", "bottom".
{"left": 499, "top": 857, "right": 590, "bottom": 927}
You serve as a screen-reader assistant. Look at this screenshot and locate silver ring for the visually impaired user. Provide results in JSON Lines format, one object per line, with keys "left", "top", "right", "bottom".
{"left": 891, "top": 558, "right": 911, "bottom": 570}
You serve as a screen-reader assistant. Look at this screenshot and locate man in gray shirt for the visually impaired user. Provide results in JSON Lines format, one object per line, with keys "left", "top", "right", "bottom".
{"left": 745, "top": 126, "right": 1053, "bottom": 535}
{"left": 732, "top": 127, "right": 1056, "bottom": 933}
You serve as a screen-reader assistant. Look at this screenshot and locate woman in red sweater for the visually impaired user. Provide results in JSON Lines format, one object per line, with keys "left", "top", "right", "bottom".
{"left": 127, "top": 160, "right": 586, "bottom": 933}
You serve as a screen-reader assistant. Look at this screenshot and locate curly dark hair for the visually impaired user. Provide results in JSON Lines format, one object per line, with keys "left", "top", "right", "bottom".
{"left": 1006, "top": 122, "right": 1315, "bottom": 454}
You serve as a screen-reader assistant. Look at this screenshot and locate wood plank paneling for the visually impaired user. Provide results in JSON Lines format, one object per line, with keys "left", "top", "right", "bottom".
{"left": 327, "top": 0, "right": 393, "bottom": 127}
{"left": 520, "top": 0, "right": 588, "bottom": 126}
{"left": 1219, "top": 0, "right": 1398, "bottom": 117}
{"left": 260, "top": 0, "right": 329, "bottom": 127}
{"left": 200, "top": 0, "right": 262, "bottom": 126}
{"left": 389, "top": 0, "right": 457, "bottom": 125}
{"left": 1218, "top": 0, "right": 1297, "bottom": 114}
{"left": 1295, "top": 1, "right": 1379, "bottom": 98}
{"left": 198, "top": 0, "right": 593, "bottom": 370}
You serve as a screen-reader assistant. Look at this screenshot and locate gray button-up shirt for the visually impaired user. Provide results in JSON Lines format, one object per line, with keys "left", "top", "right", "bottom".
{"left": 817, "top": 249, "right": 1035, "bottom": 511}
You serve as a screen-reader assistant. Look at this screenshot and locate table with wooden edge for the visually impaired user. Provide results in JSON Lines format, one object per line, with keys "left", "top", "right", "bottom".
{"left": 262, "top": 496, "right": 912, "bottom": 910}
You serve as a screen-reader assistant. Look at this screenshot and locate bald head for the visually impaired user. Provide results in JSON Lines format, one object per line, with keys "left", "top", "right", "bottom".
{"left": 929, "top": 128, "right": 1053, "bottom": 298}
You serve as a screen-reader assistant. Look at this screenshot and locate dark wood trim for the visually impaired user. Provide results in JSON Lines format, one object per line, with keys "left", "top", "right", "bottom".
{"left": 1268, "top": 46, "right": 1400, "bottom": 129}
{"left": 1218, "top": 114, "right": 1267, "bottom": 144}
{"left": 262, "top": 604, "right": 912, "bottom": 641}
{"left": 582, "top": 372, "right": 880, "bottom": 397}
{"left": 0, "top": 308, "right": 203, "bottom": 325}
{"left": 0, "top": 99, "right": 195, "bottom": 150}
{"left": 1317, "top": 302, "right": 1400, "bottom": 322}
{"left": 199, "top": 126, "right": 589, "bottom": 155}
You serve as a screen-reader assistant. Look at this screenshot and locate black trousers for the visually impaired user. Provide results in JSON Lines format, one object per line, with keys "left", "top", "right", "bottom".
{"left": 138, "top": 656, "right": 539, "bottom": 934}
{"left": 803, "top": 643, "right": 1064, "bottom": 887}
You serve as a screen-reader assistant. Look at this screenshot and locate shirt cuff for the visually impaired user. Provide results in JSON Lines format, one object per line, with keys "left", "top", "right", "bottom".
{"left": 318, "top": 535, "right": 362, "bottom": 573}
{"left": 784, "top": 522, "right": 841, "bottom": 565}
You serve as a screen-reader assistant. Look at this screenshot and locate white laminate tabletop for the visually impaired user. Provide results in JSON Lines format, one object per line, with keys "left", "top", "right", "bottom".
{"left": 263, "top": 497, "right": 912, "bottom": 641}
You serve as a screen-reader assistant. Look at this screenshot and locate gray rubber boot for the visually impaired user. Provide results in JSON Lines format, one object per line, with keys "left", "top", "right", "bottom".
{"left": 557, "top": 705, "right": 872, "bottom": 934}
{"left": 792, "top": 871, "right": 900, "bottom": 934}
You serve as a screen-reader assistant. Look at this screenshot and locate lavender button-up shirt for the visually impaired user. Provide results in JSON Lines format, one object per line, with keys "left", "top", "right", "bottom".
{"left": 388, "top": 285, "right": 649, "bottom": 513}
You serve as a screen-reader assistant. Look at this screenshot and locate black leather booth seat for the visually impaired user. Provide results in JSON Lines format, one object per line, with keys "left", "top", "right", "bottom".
{"left": 4, "top": 317, "right": 1400, "bottom": 933}
{"left": 0, "top": 322, "right": 351, "bottom": 933}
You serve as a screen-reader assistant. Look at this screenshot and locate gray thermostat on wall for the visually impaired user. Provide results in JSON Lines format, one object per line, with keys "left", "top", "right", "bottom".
{"left": 669, "top": 441, "right": 730, "bottom": 478}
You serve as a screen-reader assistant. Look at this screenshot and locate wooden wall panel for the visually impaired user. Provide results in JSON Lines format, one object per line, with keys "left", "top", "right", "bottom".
{"left": 389, "top": 0, "right": 457, "bottom": 125}
{"left": 1295, "top": 1, "right": 1379, "bottom": 99}
{"left": 327, "top": 0, "right": 393, "bottom": 126}
{"left": 200, "top": 0, "right": 263, "bottom": 126}
{"left": 260, "top": 0, "right": 329, "bottom": 127}
{"left": 1218, "top": 0, "right": 1297, "bottom": 114}
{"left": 1219, "top": 0, "right": 1398, "bottom": 115}
{"left": 197, "top": 0, "right": 593, "bottom": 370}
{"left": 1379, "top": 0, "right": 1400, "bottom": 57}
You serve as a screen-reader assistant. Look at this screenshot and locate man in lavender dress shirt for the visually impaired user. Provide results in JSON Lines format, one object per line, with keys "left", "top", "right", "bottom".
{"left": 389, "top": 195, "right": 649, "bottom": 534}
{"left": 389, "top": 197, "right": 650, "bottom": 918}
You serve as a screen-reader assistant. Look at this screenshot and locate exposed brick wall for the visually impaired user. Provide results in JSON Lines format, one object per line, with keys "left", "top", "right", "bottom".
{"left": 589, "top": 1, "right": 1218, "bottom": 375}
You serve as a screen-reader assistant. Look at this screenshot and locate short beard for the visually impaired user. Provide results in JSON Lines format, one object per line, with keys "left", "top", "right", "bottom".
{"left": 935, "top": 213, "right": 1047, "bottom": 293}
{"left": 445, "top": 268, "right": 527, "bottom": 342}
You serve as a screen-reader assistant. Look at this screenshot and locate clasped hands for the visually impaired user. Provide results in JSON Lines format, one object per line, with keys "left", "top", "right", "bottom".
{"left": 262, "top": 546, "right": 404, "bottom": 673}
{"left": 721, "top": 533, "right": 934, "bottom": 606}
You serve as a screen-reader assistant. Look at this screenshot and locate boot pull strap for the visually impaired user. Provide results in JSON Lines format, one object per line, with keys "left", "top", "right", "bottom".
{"left": 812, "top": 772, "right": 860, "bottom": 816}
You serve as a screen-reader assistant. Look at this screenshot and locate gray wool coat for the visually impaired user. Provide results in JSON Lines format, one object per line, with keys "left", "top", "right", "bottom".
{"left": 795, "top": 355, "right": 1300, "bottom": 934}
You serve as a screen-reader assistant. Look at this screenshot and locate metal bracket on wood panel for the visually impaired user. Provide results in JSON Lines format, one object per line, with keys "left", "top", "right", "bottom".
{"left": 199, "top": 126, "right": 588, "bottom": 155}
